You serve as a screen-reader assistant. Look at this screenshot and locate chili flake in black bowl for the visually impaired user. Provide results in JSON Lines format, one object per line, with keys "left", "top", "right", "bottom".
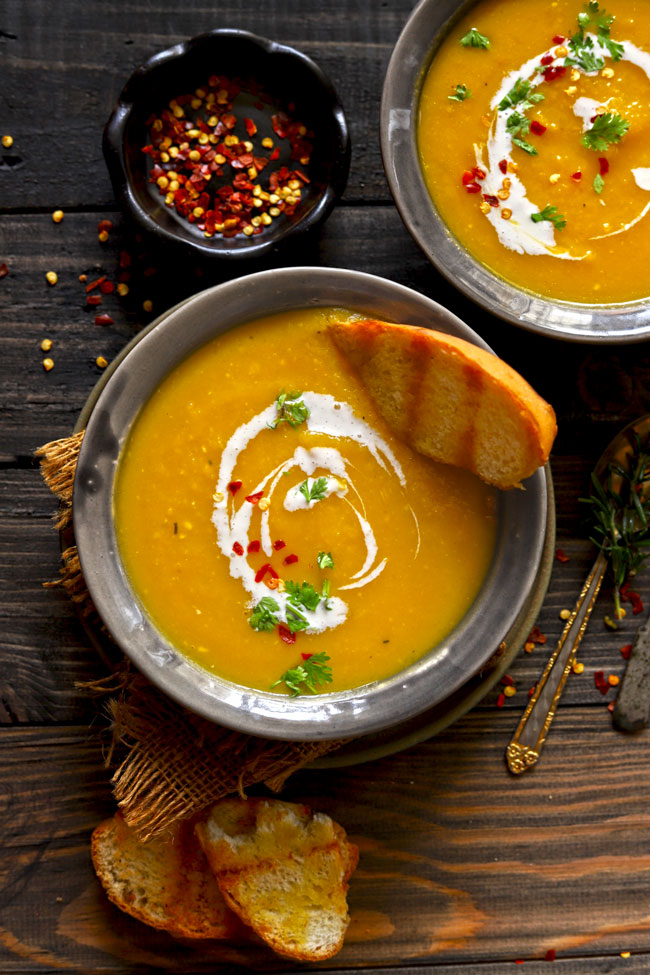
{"left": 103, "top": 30, "right": 350, "bottom": 261}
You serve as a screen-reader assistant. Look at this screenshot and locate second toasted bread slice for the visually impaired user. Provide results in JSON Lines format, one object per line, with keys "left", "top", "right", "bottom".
{"left": 196, "top": 798, "right": 358, "bottom": 962}
{"left": 329, "top": 318, "right": 556, "bottom": 489}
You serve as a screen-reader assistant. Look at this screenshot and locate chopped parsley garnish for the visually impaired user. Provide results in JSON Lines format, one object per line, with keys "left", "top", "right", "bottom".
{"left": 498, "top": 78, "right": 544, "bottom": 112}
{"left": 249, "top": 596, "right": 280, "bottom": 632}
{"left": 317, "top": 551, "right": 335, "bottom": 569}
{"left": 566, "top": 1, "right": 624, "bottom": 69}
{"left": 459, "top": 27, "right": 490, "bottom": 49}
{"left": 531, "top": 205, "right": 567, "bottom": 231}
{"left": 448, "top": 83, "right": 471, "bottom": 102}
{"left": 285, "top": 580, "right": 322, "bottom": 612}
{"left": 271, "top": 652, "right": 333, "bottom": 696}
{"left": 593, "top": 172, "right": 606, "bottom": 194}
{"left": 268, "top": 390, "right": 310, "bottom": 430}
{"left": 299, "top": 476, "right": 328, "bottom": 504}
{"left": 284, "top": 604, "right": 310, "bottom": 633}
{"left": 581, "top": 112, "right": 629, "bottom": 151}
{"left": 506, "top": 112, "right": 538, "bottom": 155}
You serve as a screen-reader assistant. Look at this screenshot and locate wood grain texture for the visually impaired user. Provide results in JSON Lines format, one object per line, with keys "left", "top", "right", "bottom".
{"left": 0, "top": 717, "right": 649, "bottom": 972}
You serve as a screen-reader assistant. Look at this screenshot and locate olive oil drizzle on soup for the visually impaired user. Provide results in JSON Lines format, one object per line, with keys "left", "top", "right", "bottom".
{"left": 114, "top": 309, "right": 496, "bottom": 695}
{"left": 418, "top": 0, "right": 650, "bottom": 304}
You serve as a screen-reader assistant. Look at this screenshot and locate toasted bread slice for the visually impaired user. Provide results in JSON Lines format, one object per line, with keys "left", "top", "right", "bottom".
{"left": 91, "top": 811, "right": 243, "bottom": 939}
{"left": 196, "top": 798, "right": 359, "bottom": 961}
{"left": 329, "top": 318, "right": 556, "bottom": 489}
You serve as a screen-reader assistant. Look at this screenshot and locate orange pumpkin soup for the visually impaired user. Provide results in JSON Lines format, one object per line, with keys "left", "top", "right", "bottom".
{"left": 114, "top": 308, "right": 496, "bottom": 694}
{"left": 418, "top": 0, "right": 650, "bottom": 304}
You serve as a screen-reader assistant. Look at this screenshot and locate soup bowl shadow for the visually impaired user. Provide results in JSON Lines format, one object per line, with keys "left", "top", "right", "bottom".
{"left": 380, "top": 0, "right": 650, "bottom": 343}
{"left": 73, "top": 267, "right": 549, "bottom": 741}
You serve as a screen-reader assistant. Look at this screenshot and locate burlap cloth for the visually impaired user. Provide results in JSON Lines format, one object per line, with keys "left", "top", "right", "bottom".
{"left": 36, "top": 431, "right": 347, "bottom": 840}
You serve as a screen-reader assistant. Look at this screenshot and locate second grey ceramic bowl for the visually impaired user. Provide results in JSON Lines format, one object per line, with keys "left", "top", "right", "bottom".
{"left": 380, "top": 0, "right": 650, "bottom": 343}
{"left": 73, "top": 267, "right": 549, "bottom": 741}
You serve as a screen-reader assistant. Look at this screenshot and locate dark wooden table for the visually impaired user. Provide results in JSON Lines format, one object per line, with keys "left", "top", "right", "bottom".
{"left": 3, "top": 1, "right": 650, "bottom": 972}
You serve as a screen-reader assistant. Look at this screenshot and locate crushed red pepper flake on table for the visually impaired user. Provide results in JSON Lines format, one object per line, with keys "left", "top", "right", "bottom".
{"left": 544, "top": 948, "right": 556, "bottom": 961}
{"left": 496, "top": 692, "right": 506, "bottom": 708}
{"left": 594, "top": 670, "right": 609, "bottom": 695}
{"left": 620, "top": 643, "right": 632, "bottom": 659}
{"left": 555, "top": 548, "right": 570, "bottom": 562}
{"left": 142, "top": 75, "right": 313, "bottom": 239}
{"left": 0, "top": 262, "right": 8, "bottom": 279}
{"left": 94, "top": 314, "right": 114, "bottom": 326}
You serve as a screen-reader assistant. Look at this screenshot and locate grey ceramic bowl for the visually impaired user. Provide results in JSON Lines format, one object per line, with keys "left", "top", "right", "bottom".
{"left": 73, "top": 267, "right": 549, "bottom": 741}
{"left": 103, "top": 29, "right": 350, "bottom": 262}
{"left": 381, "top": 0, "right": 650, "bottom": 343}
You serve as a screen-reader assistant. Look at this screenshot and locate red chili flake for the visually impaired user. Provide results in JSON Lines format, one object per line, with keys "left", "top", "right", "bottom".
{"left": 498, "top": 159, "right": 508, "bottom": 174}
{"left": 608, "top": 701, "right": 615, "bottom": 712}
{"left": 530, "top": 120, "right": 547, "bottom": 135}
{"left": 555, "top": 548, "right": 570, "bottom": 563}
{"left": 471, "top": 166, "right": 486, "bottom": 180}
{"left": 543, "top": 64, "right": 567, "bottom": 81}
{"left": 571, "top": 171, "right": 582, "bottom": 181}
{"left": 244, "top": 117, "right": 257, "bottom": 137}
{"left": 97, "top": 219, "right": 113, "bottom": 233}
{"left": 94, "top": 313, "right": 114, "bottom": 326}
{"left": 270, "top": 146, "right": 280, "bottom": 161}
{"left": 301, "top": 652, "right": 313, "bottom": 660}
{"left": 232, "top": 541, "right": 244, "bottom": 555}
{"left": 501, "top": 674, "right": 515, "bottom": 687}
{"left": 283, "top": 553, "right": 299, "bottom": 565}
{"left": 541, "top": 54, "right": 555, "bottom": 65}
{"left": 228, "top": 480, "right": 242, "bottom": 495}
{"left": 278, "top": 624, "right": 296, "bottom": 645}
{"left": 0, "top": 262, "right": 9, "bottom": 278}
{"left": 553, "top": 34, "right": 565, "bottom": 43}
{"left": 86, "top": 275, "right": 106, "bottom": 293}
{"left": 528, "top": 626, "right": 547, "bottom": 645}
{"left": 273, "top": 540, "right": 286, "bottom": 550}
{"left": 496, "top": 692, "right": 506, "bottom": 708}
{"left": 599, "top": 157, "right": 610, "bottom": 176}
{"left": 620, "top": 644, "right": 632, "bottom": 660}
{"left": 119, "top": 250, "right": 132, "bottom": 269}
{"left": 528, "top": 684, "right": 536, "bottom": 698}
{"left": 622, "top": 587, "right": 644, "bottom": 615}
{"left": 594, "top": 670, "right": 609, "bottom": 695}
{"left": 483, "top": 194, "right": 500, "bottom": 207}
{"left": 86, "top": 294, "right": 102, "bottom": 306}
{"left": 247, "top": 540, "right": 261, "bottom": 554}
{"left": 143, "top": 266, "right": 157, "bottom": 277}
{"left": 99, "top": 280, "right": 114, "bottom": 294}
{"left": 245, "top": 490, "right": 264, "bottom": 504}
{"left": 255, "top": 563, "right": 272, "bottom": 583}
{"left": 462, "top": 170, "right": 476, "bottom": 185}
{"left": 545, "top": 948, "right": 556, "bottom": 961}
{"left": 466, "top": 183, "right": 481, "bottom": 194}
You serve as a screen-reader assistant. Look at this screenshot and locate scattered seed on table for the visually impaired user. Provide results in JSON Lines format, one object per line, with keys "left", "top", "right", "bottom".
{"left": 2, "top": 134, "right": 13, "bottom": 148}
{"left": 42, "top": 357, "right": 54, "bottom": 371}
{"left": 117, "top": 283, "right": 129, "bottom": 296}
{"left": 560, "top": 608, "right": 571, "bottom": 620}
{"left": 52, "top": 209, "right": 64, "bottom": 223}
{"left": 40, "top": 338, "right": 52, "bottom": 352}
{"left": 45, "top": 271, "right": 58, "bottom": 285}
{"left": 504, "top": 685, "right": 516, "bottom": 697}
{"left": 143, "top": 299, "right": 153, "bottom": 312}
{"left": 608, "top": 674, "right": 620, "bottom": 686}
{"left": 572, "top": 661, "right": 584, "bottom": 674}
{"left": 96, "top": 356, "right": 108, "bottom": 369}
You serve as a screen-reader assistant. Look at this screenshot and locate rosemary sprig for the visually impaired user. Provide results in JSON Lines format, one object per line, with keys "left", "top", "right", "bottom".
{"left": 580, "top": 432, "right": 650, "bottom": 618}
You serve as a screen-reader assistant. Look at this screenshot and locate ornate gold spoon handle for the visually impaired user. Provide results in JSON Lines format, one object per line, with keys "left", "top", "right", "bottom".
{"left": 506, "top": 550, "right": 608, "bottom": 774}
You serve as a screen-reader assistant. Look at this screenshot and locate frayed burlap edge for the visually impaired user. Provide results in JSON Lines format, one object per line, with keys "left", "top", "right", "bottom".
{"left": 36, "top": 432, "right": 347, "bottom": 840}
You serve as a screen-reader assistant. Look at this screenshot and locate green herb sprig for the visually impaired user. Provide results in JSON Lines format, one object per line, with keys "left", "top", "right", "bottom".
{"left": 581, "top": 432, "right": 650, "bottom": 618}
{"left": 249, "top": 596, "right": 280, "bottom": 631}
{"left": 299, "top": 476, "right": 328, "bottom": 503}
{"left": 448, "top": 84, "right": 472, "bottom": 102}
{"left": 271, "top": 652, "right": 333, "bottom": 696}
{"left": 269, "top": 390, "right": 310, "bottom": 430}
{"left": 460, "top": 27, "right": 490, "bottom": 49}
{"left": 531, "top": 204, "right": 566, "bottom": 231}
{"left": 582, "top": 112, "right": 629, "bottom": 151}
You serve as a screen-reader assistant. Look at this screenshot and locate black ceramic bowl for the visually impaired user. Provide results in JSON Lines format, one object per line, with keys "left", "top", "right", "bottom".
{"left": 103, "top": 29, "right": 350, "bottom": 261}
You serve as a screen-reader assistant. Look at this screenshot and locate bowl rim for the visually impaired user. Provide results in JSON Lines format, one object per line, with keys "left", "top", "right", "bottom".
{"left": 103, "top": 27, "right": 350, "bottom": 261}
{"left": 380, "top": 0, "right": 650, "bottom": 344}
{"left": 72, "top": 266, "right": 549, "bottom": 741}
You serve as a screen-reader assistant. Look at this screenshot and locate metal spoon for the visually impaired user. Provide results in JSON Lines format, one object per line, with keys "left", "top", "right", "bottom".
{"left": 506, "top": 414, "right": 650, "bottom": 775}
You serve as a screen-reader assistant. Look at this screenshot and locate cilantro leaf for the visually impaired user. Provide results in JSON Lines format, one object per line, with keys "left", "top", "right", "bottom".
{"left": 581, "top": 1, "right": 614, "bottom": 32}
{"left": 499, "top": 78, "right": 533, "bottom": 111}
{"left": 317, "top": 551, "right": 335, "bottom": 569}
{"left": 285, "top": 580, "right": 322, "bottom": 612}
{"left": 298, "top": 477, "right": 328, "bottom": 503}
{"left": 268, "top": 390, "right": 310, "bottom": 430}
{"left": 271, "top": 652, "right": 333, "bottom": 696}
{"left": 581, "top": 112, "right": 629, "bottom": 151}
{"left": 506, "top": 112, "right": 538, "bottom": 155}
{"left": 460, "top": 28, "right": 490, "bottom": 49}
{"left": 531, "top": 205, "right": 567, "bottom": 231}
{"left": 593, "top": 172, "right": 606, "bottom": 194}
{"left": 448, "top": 84, "right": 471, "bottom": 102}
{"left": 599, "top": 33, "right": 624, "bottom": 60}
{"left": 565, "top": 32, "right": 605, "bottom": 72}
{"left": 249, "top": 596, "right": 280, "bottom": 632}
{"left": 285, "top": 604, "right": 310, "bottom": 633}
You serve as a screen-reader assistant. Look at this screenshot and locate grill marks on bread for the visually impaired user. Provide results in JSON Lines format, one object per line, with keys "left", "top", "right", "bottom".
{"left": 328, "top": 318, "right": 556, "bottom": 489}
